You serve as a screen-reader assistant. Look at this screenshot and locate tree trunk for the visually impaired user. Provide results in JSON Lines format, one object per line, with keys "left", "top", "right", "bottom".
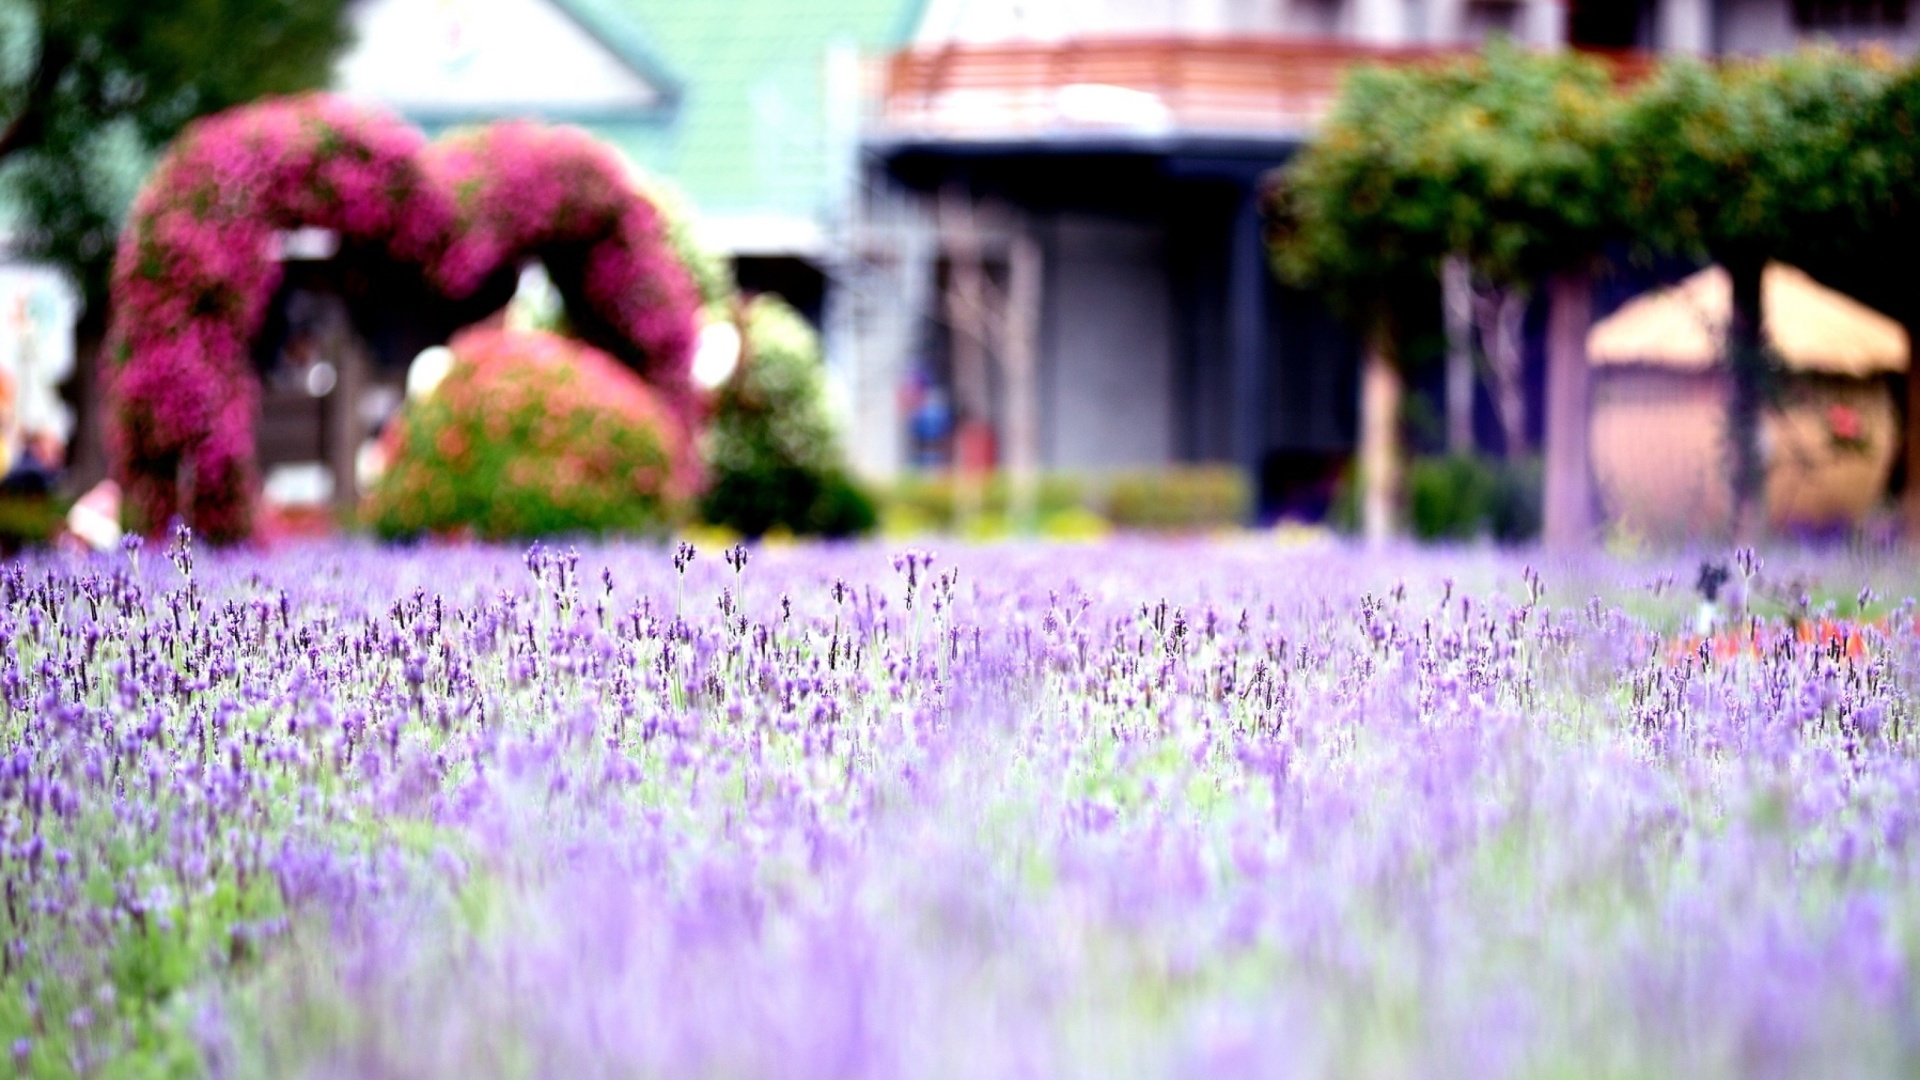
{"left": 1542, "top": 269, "right": 1594, "bottom": 549}
{"left": 1725, "top": 253, "right": 1767, "bottom": 539}
{"left": 1906, "top": 321, "right": 1920, "bottom": 540}
{"left": 1474, "top": 284, "right": 1528, "bottom": 456}
{"left": 1359, "top": 330, "right": 1401, "bottom": 548}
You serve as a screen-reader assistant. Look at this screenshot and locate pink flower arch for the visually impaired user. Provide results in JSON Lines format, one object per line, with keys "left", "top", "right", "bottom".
{"left": 107, "top": 94, "right": 702, "bottom": 542}
{"left": 426, "top": 123, "right": 700, "bottom": 423}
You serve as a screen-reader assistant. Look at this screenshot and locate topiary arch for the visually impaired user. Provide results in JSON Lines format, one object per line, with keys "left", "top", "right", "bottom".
{"left": 106, "top": 93, "right": 702, "bottom": 542}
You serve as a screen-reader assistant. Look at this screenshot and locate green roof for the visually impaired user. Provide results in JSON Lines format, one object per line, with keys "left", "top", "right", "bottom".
{"left": 574, "top": 0, "right": 920, "bottom": 230}
{"left": 15, "top": 1, "right": 925, "bottom": 256}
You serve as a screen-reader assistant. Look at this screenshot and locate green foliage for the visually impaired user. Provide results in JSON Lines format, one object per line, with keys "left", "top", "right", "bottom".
{"left": 1269, "top": 42, "right": 1624, "bottom": 329}
{"left": 0, "top": 0, "right": 351, "bottom": 303}
{"left": 1619, "top": 49, "right": 1895, "bottom": 268}
{"left": 1271, "top": 44, "right": 1916, "bottom": 321}
{"left": 1266, "top": 59, "right": 1471, "bottom": 328}
{"left": 1406, "top": 454, "right": 1542, "bottom": 543}
{"left": 884, "top": 472, "right": 1088, "bottom": 532}
{"left": 0, "top": 492, "right": 65, "bottom": 553}
{"left": 1437, "top": 43, "right": 1623, "bottom": 283}
{"left": 701, "top": 463, "right": 876, "bottom": 540}
{"left": 1857, "top": 62, "right": 1920, "bottom": 248}
{"left": 1328, "top": 454, "right": 1541, "bottom": 542}
{"left": 1617, "top": 50, "right": 1897, "bottom": 525}
{"left": 699, "top": 295, "right": 875, "bottom": 538}
{"left": 1270, "top": 45, "right": 1920, "bottom": 535}
{"left": 367, "top": 329, "right": 686, "bottom": 541}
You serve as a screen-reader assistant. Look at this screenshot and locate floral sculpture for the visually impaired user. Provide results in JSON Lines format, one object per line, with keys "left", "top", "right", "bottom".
{"left": 107, "top": 94, "right": 450, "bottom": 541}
{"left": 365, "top": 326, "right": 689, "bottom": 540}
{"left": 425, "top": 122, "right": 700, "bottom": 425}
{"left": 106, "top": 94, "right": 701, "bottom": 542}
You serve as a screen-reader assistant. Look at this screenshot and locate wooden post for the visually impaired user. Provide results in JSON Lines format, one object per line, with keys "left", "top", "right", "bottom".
{"left": 1441, "top": 255, "right": 1475, "bottom": 456}
{"left": 937, "top": 188, "right": 994, "bottom": 523}
{"left": 1542, "top": 268, "right": 1594, "bottom": 549}
{"left": 1359, "top": 330, "right": 1401, "bottom": 548}
{"left": 315, "top": 292, "right": 363, "bottom": 519}
{"left": 1004, "top": 228, "right": 1042, "bottom": 529}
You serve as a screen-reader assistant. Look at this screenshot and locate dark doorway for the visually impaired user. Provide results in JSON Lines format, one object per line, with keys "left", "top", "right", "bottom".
{"left": 1569, "top": 0, "right": 1651, "bottom": 48}
{"left": 736, "top": 256, "right": 827, "bottom": 328}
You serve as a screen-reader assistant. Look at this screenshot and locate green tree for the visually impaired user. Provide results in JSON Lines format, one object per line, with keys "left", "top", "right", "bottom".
{"left": 1808, "top": 61, "right": 1920, "bottom": 533}
{"left": 1270, "top": 44, "right": 1625, "bottom": 546}
{"left": 0, "top": 0, "right": 351, "bottom": 478}
{"left": 1426, "top": 44, "right": 1623, "bottom": 549}
{"left": 1, "top": 0, "right": 352, "bottom": 300}
{"left": 1619, "top": 51, "right": 1893, "bottom": 534}
{"left": 1267, "top": 60, "right": 1467, "bottom": 545}
{"left": 700, "top": 295, "right": 875, "bottom": 538}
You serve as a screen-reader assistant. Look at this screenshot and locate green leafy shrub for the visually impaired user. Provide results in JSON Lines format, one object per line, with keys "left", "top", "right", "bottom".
{"left": 0, "top": 495, "right": 68, "bottom": 555}
{"left": 1103, "top": 467, "right": 1251, "bottom": 531}
{"left": 366, "top": 328, "right": 689, "bottom": 540}
{"left": 1328, "top": 455, "right": 1540, "bottom": 542}
{"left": 700, "top": 296, "right": 875, "bottom": 538}
{"left": 1406, "top": 454, "right": 1541, "bottom": 542}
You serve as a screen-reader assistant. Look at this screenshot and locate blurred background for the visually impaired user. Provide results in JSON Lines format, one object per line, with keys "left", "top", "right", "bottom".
{"left": 3, "top": 0, "right": 1917, "bottom": 546}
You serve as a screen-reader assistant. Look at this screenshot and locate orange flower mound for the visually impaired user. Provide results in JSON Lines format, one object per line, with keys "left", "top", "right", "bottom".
{"left": 1667, "top": 616, "right": 1877, "bottom": 666}
{"left": 366, "top": 328, "right": 691, "bottom": 540}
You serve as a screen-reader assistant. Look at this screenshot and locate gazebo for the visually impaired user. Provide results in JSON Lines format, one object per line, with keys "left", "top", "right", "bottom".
{"left": 1587, "top": 262, "right": 1907, "bottom": 536}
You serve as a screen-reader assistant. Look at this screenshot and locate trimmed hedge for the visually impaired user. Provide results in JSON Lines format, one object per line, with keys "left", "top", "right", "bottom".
{"left": 366, "top": 328, "right": 689, "bottom": 540}
{"left": 1332, "top": 454, "right": 1542, "bottom": 542}
{"left": 883, "top": 466, "right": 1251, "bottom": 534}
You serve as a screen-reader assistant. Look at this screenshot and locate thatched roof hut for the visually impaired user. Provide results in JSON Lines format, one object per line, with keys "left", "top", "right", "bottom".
{"left": 1587, "top": 263, "right": 1907, "bottom": 537}
{"left": 1590, "top": 262, "right": 1906, "bottom": 376}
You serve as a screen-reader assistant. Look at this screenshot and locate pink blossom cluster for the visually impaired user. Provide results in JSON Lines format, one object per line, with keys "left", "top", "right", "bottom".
{"left": 425, "top": 123, "right": 700, "bottom": 423}
{"left": 365, "top": 327, "right": 694, "bottom": 540}
{"left": 106, "top": 94, "right": 701, "bottom": 543}
{"left": 107, "top": 94, "right": 448, "bottom": 541}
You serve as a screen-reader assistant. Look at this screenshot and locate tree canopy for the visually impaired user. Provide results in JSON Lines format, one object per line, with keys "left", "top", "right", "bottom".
{"left": 0, "top": 0, "right": 350, "bottom": 304}
{"left": 1265, "top": 58, "right": 1468, "bottom": 333}
{"left": 1269, "top": 44, "right": 1630, "bottom": 312}
{"left": 1268, "top": 44, "right": 1631, "bottom": 545}
{"left": 1619, "top": 50, "right": 1894, "bottom": 270}
{"left": 1270, "top": 45, "right": 1914, "bottom": 336}
{"left": 1440, "top": 45, "right": 1622, "bottom": 284}
{"left": 1617, "top": 50, "right": 1897, "bottom": 525}
{"left": 1268, "top": 43, "right": 1920, "bottom": 538}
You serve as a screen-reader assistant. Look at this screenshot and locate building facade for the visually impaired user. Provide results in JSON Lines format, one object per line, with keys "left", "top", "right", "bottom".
{"left": 843, "top": 0, "right": 1920, "bottom": 517}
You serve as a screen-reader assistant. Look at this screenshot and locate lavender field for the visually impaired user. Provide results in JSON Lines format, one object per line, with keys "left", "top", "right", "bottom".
{"left": 3, "top": 533, "right": 1918, "bottom": 1078}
